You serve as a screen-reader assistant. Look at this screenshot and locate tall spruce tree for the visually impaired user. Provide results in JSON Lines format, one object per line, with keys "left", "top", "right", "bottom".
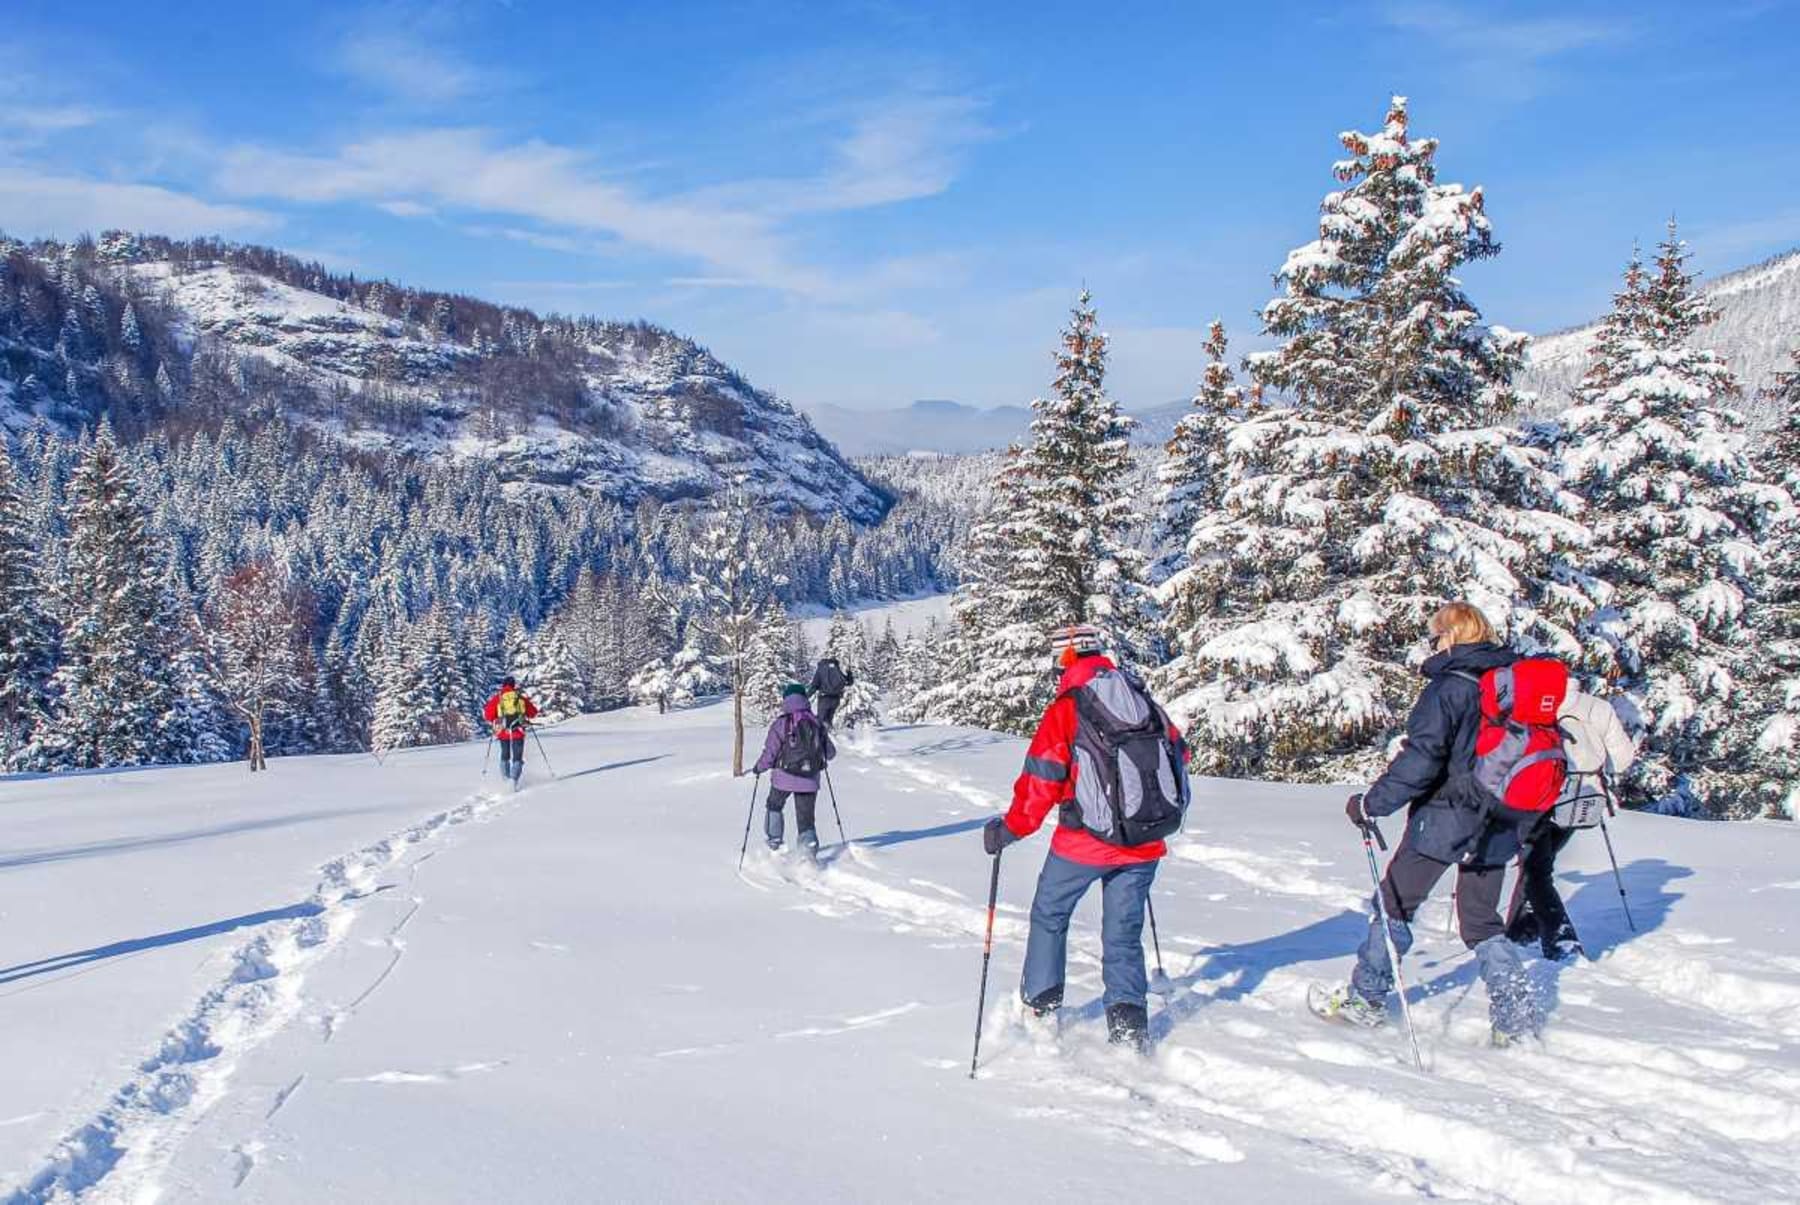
{"left": 28, "top": 422, "right": 184, "bottom": 768}
{"left": 1167, "top": 96, "right": 1588, "bottom": 779}
{"left": 0, "top": 448, "right": 52, "bottom": 766}
{"left": 1750, "top": 347, "right": 1800, "bottom": 818}
{"left": 906, "top": 294, "right": 1151, "bottom": 735}
{"left": 1556, "top": 225, "right": 1786, "bottom": 815}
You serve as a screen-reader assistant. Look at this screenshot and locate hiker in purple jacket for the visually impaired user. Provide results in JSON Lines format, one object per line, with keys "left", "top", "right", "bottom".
{"left": 748, "top": 684, "right": 837, "bottom": 858}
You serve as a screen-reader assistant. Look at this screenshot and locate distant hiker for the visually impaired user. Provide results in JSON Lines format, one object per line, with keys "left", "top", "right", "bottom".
{"left": 808, "top": 656, "right": 853, "bottom": 728}
{"left": 981, "top": 624, "right": 1189, "bottom": 1052}
{"left": 749, "top": 684, "right": 837, "bottom": 859}
{"left": 1506, "top": 687, "right": 1638, "bottom": 959}
{"left": 483, "top": 676, "right": 539, "bottom": 784}
{"left": 1314, "top": 603, "right": 1544, "bottom": 1047}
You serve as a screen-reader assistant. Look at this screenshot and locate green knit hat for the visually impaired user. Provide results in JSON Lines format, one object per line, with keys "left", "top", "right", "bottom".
{"left": 782, "top": 683, "right": 809, "bottom": 699}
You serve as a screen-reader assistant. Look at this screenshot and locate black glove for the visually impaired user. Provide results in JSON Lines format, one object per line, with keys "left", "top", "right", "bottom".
{"left": 1344, "top": 793, "right": 1369, "bottom": 829}
{"left": 983, "top": 817, "right": 1017, "bottom": 856}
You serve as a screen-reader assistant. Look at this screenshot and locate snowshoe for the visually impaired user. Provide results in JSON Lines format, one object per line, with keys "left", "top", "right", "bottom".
{"left": 1308, "top": 983, "right": 1386, "bottom": 1029}
{"left": 766, "top": 837, "right": 783, "bottom": 853}
{"left": 1105, "top": 1003, "right": 1150, "bottom": 1054}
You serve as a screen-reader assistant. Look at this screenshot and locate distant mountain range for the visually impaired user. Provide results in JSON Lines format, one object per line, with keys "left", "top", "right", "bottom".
{"left": 809, "top": 246, "right": 1800, "bottom": 457}
{"left": 0, "top": 232, "right": 889, "bottom": 522}
{"left": 806, "top": 397, "right": 1188, "bottom": 456}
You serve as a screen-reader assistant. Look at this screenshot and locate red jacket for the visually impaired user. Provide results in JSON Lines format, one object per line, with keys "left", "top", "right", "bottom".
{"left": 483, "top": 689, "right": 539, "bottom": 739}
{"left": 1001, "top": 656, "right": 1178, "bottom": 867}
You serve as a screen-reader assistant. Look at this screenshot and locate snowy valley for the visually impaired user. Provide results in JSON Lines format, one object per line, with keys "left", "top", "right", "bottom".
{"left": 3, "top": 689, "right": 1797, "bottom": 1203}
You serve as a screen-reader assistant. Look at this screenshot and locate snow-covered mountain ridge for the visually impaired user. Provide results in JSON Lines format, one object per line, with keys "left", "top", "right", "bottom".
{"left": 1521, "top": 246, "right": 1800, "bottom": 421}
{"left": 0, "top": 232, "right": 888, "bottom": 522}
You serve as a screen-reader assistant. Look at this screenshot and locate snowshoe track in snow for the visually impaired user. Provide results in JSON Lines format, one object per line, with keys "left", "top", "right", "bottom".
{"left": 6, "top": 789, "right": 520, "bottom": 1204}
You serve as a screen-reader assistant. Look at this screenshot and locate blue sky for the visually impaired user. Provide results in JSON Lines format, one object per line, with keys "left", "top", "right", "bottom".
{"left": 2, "top": 1, "right": 1796, "bottom": 411}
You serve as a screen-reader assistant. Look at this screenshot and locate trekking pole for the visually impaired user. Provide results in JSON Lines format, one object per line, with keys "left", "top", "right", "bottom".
{"left": 970, "top": 848, "right": 1003, "bottom": 1080}
{"left": 737, "top": 772, "right": 762, "bottom": 872}
{"left": 823, "top": 766, "right": 849, "bottom": 846}
{"left": 527, "top": 724, "right": 558, "bottom": 779}
{"left": 481, "top": 735, "right": 494, "bottom": 777}
{"left": 1359, "top": 820, "right": 1426, "bottom": 1073}
{"left": 1146, "top": 893, "right": 1169, "bottom": 992}
{"left": 1599, "top": 816, "right": 1636, "bottom": 933}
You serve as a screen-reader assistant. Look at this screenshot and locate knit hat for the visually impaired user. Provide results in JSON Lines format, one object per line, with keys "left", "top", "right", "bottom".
{"left": 1049, "top": 623, "right": 1106, "bottom": 667}
{"left": 782, "top": 683, "right": 809, "bottom": 699}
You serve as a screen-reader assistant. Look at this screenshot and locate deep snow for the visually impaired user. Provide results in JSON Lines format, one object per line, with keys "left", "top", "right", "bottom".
{"left": 3, "top": 687, "right": 1798, "bottom": 1201}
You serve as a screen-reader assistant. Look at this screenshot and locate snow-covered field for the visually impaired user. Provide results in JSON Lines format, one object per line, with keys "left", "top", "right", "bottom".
{"left": 4, "top": 695, "right": 1798, "bottom": 1201}
{"left": 796, "top": 593, "right": 950, "bottom": 644}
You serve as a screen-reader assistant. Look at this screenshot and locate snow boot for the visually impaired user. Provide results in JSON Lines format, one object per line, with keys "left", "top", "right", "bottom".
{"left": 1542, "top": 920, "right": 1584, "bottom": 962}
{"left": 799, "top": 829, "right": 820, "bottom": 865}
{"left": 1507, "top": 912, "right": 1541, "bottom": 947}
{"left": 1023, "top": 986, "right": 1063, "bottom": 1020}
{"left": 1308, "top": 984, "right": 1387, "bottom": 1029}
{"left": 1105, "top": 1003, "right": 1149, "bottom": 1053}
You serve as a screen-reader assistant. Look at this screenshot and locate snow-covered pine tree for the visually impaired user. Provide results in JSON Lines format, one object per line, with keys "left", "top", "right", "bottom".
{"left": 906, "top": 294, "right": 1153, "bottom": 734}
{"left": 1167, "top": 96, "right": 1589, "bottom": 779}
{"left": 1153, "top": 320, "right": 1243, "bottom": 580}
{"left": 1750, "top": 346, "right": 1800, "bottom": 818}
{"left": 742, "top": 605, "right": 795, "bottom": 721}
{"left": 522, "top": 627, "right": 582, "bottom": 723}
{"left": 822, "top": 613, "right": 880, "bottom": 730}
{"left": 28, "top": 422, "right": 186, "bottom": 769}
{"left": 1557, "top": 225, "right": 1788, "bottom": 816}
{"left": 0, "top": 448, "right": 52, "bottom": 767}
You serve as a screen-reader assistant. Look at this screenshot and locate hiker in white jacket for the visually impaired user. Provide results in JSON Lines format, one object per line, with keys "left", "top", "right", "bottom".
{"left": 1505, "top": 689, "right": 1637, "bottom": 959}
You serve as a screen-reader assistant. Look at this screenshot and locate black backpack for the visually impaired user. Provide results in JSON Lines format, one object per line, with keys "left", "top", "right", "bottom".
{"left": 776, "top": 714, "right": 828, "bottom": 777}
{"left": 815, "top": 661, "right": 848, "bottom": 695}
{"left": 1060, "top": 670, "right": 1190, "bottom": 847}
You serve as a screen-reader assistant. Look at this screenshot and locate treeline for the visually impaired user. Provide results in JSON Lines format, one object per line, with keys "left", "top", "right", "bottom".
{"left": 896, "top": 96, "right": 1800, "bottom": 821}
{"left": 0, "top": 419, "right": 956, "bottom": 771}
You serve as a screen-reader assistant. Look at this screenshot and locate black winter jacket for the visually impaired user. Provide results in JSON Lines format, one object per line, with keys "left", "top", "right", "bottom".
{"left": 1362, "top": 641, "right": 1522, "bottom": 867}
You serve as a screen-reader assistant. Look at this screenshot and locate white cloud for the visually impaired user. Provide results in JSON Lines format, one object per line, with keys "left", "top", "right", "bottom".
{"left": 1379, "top": 1, "right": 1632, "bottom": 100}
{"left": 0, "top": 166, "right": 274, "bottom": 239}
{"left": 333, "top": 25, "right": 489, "bottom": 105}
{"left": 377, "top": 198, "right": 435, "bottom": 218}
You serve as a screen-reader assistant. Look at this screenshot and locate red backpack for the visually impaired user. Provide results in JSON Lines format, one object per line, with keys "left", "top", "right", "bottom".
{"left": 1453, "top": 660, "right": 1571, "bottom": 825}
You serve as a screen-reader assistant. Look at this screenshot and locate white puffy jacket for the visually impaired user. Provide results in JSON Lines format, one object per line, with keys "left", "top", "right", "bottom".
{"left": 1559, "top": 690, "right": 1637, "bottom": 777}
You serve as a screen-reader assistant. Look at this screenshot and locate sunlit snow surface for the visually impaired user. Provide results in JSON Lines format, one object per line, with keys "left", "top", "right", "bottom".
{"left": 3, "top": 629, "right": 1797, "bottom": 1201}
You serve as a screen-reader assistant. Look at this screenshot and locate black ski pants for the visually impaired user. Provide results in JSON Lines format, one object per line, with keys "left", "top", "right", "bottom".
{"left": 498, "top": 735, "right": 524, "bottom": 771}
{"left": 1507, "top": 821, "right": 1575, "bottom": 940}
{"left": 1379, "top": 831, "right": 1507, "bottom": 950}
{"left": 816, "top": 693, "right": 842, "bottom": 727}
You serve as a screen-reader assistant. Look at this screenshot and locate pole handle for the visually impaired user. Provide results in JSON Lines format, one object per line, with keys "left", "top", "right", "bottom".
{"left": 1363, "top": 820, "right": 1388, "bottom": 852}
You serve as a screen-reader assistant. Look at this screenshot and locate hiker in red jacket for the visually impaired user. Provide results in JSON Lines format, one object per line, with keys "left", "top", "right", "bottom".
{"left": 981, "top": 624, "right": 1189, "bottom": 1050}
{"left": 483, "top": 676, "right": 539, "bottom": 784}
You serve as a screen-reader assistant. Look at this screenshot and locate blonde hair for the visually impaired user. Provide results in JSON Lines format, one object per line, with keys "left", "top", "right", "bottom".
{"left": 1430, "top": 602, "right": 1496, "bottom": 647}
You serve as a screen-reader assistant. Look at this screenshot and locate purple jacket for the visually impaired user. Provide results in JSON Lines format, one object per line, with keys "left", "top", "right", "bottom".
{"left": 753, "top": 694, "right": 837, "bottom": 792}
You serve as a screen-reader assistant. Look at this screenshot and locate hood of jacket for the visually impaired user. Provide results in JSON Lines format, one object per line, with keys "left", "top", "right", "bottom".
{"left": 780, "top": 693, "right": 815, "bottom": 717}
{"left": 1419, "top": 641, "right": 1515, "bottom": 681}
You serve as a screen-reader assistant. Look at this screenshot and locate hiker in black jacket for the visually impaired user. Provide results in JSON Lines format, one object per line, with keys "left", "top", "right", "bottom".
{"left": 1315, "top": 602, "right": 1538, "bottom": 1046}
{"left": 807, "top": 656, "right": 853, "bottom": 728}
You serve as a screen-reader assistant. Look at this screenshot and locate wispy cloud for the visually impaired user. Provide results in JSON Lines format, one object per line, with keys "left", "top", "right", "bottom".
{"left": 330, "top": 10, "right": 497, "bottom": 106}
{"left": 213, "top": 87, "right": 993, "bottom": 299}
{"left": 0, "top": 166, "right": 273, "bottom": 239}
{"left": 1379, "top": 1, "right": 1633, "bottom": 99}
{"left": 1690, "top": 209, "right": 1800, "bottom": 263}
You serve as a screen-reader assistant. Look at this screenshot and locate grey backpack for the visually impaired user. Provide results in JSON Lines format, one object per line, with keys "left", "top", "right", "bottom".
{"left": 1059, "top": 670, "right": 1190, "bottom": 847}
